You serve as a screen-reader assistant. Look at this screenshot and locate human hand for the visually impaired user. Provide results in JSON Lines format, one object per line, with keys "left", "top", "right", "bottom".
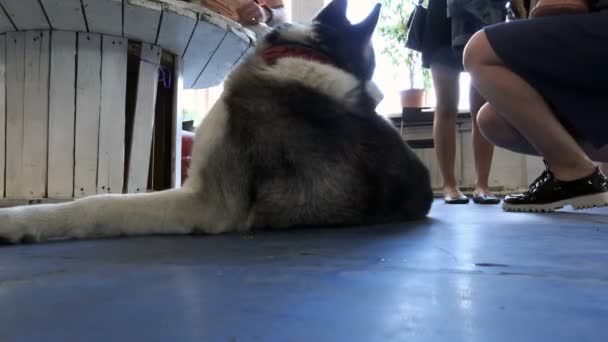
{"left": 236, "top": 0, "right": 267, "bottom": 25}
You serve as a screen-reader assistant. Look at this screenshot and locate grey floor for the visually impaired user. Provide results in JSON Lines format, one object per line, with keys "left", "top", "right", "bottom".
{"left": 1, "top": 200, "right": 607, "bottom": 342}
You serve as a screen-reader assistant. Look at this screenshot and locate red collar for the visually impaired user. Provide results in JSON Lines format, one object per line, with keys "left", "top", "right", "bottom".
{"left": 261, "top": 45, "right": 333, "bottom": 66}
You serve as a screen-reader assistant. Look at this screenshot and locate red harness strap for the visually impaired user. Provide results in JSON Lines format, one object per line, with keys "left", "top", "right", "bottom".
{"left": 261, "top": 45, "right": 333, "bottom": 66}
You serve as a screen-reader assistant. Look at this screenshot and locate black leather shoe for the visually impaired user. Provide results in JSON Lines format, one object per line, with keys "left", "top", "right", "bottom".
{"left": 503, "top": 166, "right": 608, "bottom": 212}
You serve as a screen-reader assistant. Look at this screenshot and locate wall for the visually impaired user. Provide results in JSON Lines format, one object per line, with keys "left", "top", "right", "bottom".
{"left": 290, "top": 0, "right": 325, "bottom": 22}
{"left": 402, "top": 123, "right": 545, "bottom": 193}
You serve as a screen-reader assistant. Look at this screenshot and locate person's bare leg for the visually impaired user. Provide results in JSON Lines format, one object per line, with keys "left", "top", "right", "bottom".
{"left": 469, "top": 86, "right": 496, "bottom": 198}
{"left": 479, "top": 103, "right": 608, "bottom": 162}
{"left": 477, "top": 103, "right": 537, "bottom": 155}
{"left": 431, "top": 64, "right": 464, "bottom": 200}
{"left": 466, "top": 32, "right": 608, "bottom": 211}
{"left": 464, "top": 31, "right": 596, "bottom": 181}
{"left": 601, "top": 163, "right": 608, "bottom": 175}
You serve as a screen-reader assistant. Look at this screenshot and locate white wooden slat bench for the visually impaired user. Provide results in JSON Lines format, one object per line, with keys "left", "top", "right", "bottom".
{"left": 0, "top": 0, "right": 255, "bottom": 206}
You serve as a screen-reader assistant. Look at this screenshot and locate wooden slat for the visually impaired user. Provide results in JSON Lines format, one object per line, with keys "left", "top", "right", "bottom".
{"left": 171, "top": 57, "right": 183, "bottom": 188}
{"left": 0, "top": 35, "right": 5, "bottom": 197}
{"left": 193, "top": 30, "right": 249, "bottom": 89}
{"left": 124, "top": 0, "right": 162, "bottom": 44}
{"left": 4, "top": 31, "right": 50, "bottom": 199}
{"left": 82, "top": 0, "right": 123, "bottom": 37}
{"left": 0, "top": 0, "right": 50, "bottom": 31}
{"left": 5, "top": 32, "right": 24, "bottom": 198}
{"left": 132, "top": 0, "right": 257, "bottom": 41}
{"left": 13, "top": 193, "right": 314, "bottom": 211}
{"left": 0, "top": 198, "right": 70, "bottom": 208}
{"left": 182, "top": 20, "right": 225, "bottom": 88}
{"left": 48, "top": 31, "right": 77, "bottom": 199}
{"left": 22, "top": 31, "right": 50, "bottom": 198}
{"left": 75, "top": 33, "right": 101, "bottom": 198}
{"left": 127, "top": 43, "right": 161, "bottom": 193}
{"left": 0, "top": 5, "right": 15, "bottom": 33}
{"left": 98, "top": 35, "right": 128, "bottom": 194}
{"left": 40, "top": 0, "right": 86, "bottom": 32}
{"left": 156, "top": 8, "right": 197, "bottom": 57}
{"left": 153, "top": 0, "right": 242, "bottom": 26}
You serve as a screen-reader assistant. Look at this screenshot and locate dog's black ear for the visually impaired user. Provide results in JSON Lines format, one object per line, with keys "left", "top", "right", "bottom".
{"left": 352, "top": 3, "right": 381, "bottom": 42}
{"left": 314, "top": 0, "right": 349, "bottom": 26}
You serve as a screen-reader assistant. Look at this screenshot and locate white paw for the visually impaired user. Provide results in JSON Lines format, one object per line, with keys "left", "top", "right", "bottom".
{"left": 0, "top": 209, "right": 35, "bottom": 244}
{"left": 0, "top": 211, "right": 18, "bottom": 244}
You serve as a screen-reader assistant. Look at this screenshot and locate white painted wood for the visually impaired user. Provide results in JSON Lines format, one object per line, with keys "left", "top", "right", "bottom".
{"left": 89, "top": 0, "right": 254, "bottom": 90}
{"left": 22, "top": 31, "right": 50, "bottom": 198}
{"left": 82, "top": 0, "right": 123, "bottom": 37}
{"left": 403, "top": 121, "right": 533, "bottom": 191}
{"left": 0, "top": 0, "right": 50, "bottom": 31}
{"left": 0, "top": 5, "right": 15, "bottom": 32}
{"left": 0, "top": 32, "right": 50, "bottom": 199}
{"left": 152, "top": 0, "right": 254, "bottom": 40}
{"left": 182, "top": 20, "right": 225, "bottom": 88}
{"left": 0, "top": 35, "right": 5, "bottom": 197}
{"left": 40, "top": 0, "right": 86, "bottom": 32}
{"left": 48, "top": 31, "right": 77, "bottom": 199}
{"left": 98, "top": 35, "right": 128, "bottom": 194}
{"left": 156, "top": 8, "right": 197, "bottom": 57}
{"left": 171, "top": 57, "right": 183, "bottom": 188}
{"left": 75, "top": 33, "right": 102, "bottom": 198}
{"left": 5, "top": 32, "right": 25, "bottom": 198}
{"left": 127, "top": 43, "right": 161, "bottom": 193}
{"left": 124, "top": 0, "right": 162, "bottom": 44}
{"left": 193, "top": 30, "right": 249, "bottom": 89}
{"left": 0, "top": 198, "right": 70, "bottom": 208}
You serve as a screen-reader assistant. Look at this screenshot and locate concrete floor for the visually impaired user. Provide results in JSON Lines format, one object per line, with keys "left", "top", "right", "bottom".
{"left": 0, "top": 201, "right": 607, "bottom": 342}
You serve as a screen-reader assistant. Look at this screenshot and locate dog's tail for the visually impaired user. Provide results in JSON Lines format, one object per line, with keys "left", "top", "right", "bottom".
{"left": 0, "top": 189, "right": 205, "bottom": 244}
{"left": 399, "top": 161, "right": 434, "bottom": 221}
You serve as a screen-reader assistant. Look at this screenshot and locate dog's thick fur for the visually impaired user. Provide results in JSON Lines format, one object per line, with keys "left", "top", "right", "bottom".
{"left": 0, "top": 0, "right": 432, "bottom": 244}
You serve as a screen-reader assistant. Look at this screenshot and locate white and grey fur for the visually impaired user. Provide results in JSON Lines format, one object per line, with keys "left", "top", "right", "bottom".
{"left": 0, "top": 0, "right": 432, "bottom": 244}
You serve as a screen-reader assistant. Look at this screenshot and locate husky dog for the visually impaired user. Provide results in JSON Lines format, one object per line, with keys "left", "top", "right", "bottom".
{"left": 0, "top": 0, "right": 432, "bottom": 244}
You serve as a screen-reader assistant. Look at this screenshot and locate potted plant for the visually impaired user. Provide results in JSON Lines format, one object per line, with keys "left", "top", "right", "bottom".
{"left": 378, "top": 0, "right": 431, "bottom": 108}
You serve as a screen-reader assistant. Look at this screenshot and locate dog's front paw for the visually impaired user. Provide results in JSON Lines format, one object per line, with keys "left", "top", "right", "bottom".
{"left": 0, "top": 213, "right": 18, "bottom": 244}
{"left": 0, "top": 209, "right": 36, "bottom": 244}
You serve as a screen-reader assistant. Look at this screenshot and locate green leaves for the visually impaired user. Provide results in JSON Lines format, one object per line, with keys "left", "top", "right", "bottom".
{"left": 377, "top": 0, "right": 430, "bottom": 89}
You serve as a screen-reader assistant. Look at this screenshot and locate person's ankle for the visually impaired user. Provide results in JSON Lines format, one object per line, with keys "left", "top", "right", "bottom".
{"left": 474, "top": 184, "right": 492, "bottom": 195}
{"left": 443, "top": 185, "right": 463, "bottom": 198}
{"left": 550, "top": 162, "right": 597, "bottom": 182}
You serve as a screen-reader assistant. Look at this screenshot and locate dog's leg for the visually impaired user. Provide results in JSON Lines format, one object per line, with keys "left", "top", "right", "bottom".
{"left": 0, "top": 189, "right": 224, "bottom": 243}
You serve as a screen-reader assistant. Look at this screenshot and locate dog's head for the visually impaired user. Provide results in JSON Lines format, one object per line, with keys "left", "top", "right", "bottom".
{"left": 257, "top": 0, "right": 381, "bottom": 81}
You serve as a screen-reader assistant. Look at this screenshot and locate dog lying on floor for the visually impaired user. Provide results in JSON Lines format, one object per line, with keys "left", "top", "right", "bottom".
{"left": 0, "top": 0, "right": 432, "bottom": 244}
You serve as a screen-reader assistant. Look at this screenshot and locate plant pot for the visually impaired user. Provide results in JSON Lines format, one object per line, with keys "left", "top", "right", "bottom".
{"left": 400, "top": 89, "right": 426, "bottom": 108}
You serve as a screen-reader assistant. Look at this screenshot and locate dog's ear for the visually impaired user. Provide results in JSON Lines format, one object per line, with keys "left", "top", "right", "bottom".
{"left": 352, "top": 3, "right": 381, "bottom": 42}
{"left": 314, "top": 0, "right": 349, "bottom": 26}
